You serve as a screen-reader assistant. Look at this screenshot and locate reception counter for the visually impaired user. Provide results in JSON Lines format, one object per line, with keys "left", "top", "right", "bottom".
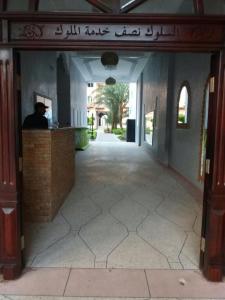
{"left": 22, "top": 128, "right": 75, "bottom": 222}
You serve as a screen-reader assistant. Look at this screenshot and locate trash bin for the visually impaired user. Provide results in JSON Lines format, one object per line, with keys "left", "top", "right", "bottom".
{"left": 126, "top": 119, "right": 135, "bottom": 142}
{"left": 75, "top": 127, "right": 89, "bottom": 150}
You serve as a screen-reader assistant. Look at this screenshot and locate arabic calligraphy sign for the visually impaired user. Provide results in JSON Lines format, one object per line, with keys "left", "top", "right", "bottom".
{"left": 11, "top": 23, "right": 179, "bottom": 41}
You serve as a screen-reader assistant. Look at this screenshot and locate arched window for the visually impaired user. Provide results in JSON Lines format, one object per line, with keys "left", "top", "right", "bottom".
{"left": 177, "top": 83, "right": 190, "bottom": 128}
{"left": 199, "top": 78, "right": 210, "bottom": 181}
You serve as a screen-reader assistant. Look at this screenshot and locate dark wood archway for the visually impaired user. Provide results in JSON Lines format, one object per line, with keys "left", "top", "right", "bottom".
{"left": 0, "top": 12, "right": 225, "bottom": 281}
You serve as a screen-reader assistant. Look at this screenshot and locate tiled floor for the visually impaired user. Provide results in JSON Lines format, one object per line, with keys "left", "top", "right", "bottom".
{"left": 1, "top": 268, "right": 225, "bottom": 298}
{"left": 4, "top": 138, "right": 221, "bottom": 299}
{"left": 25, "top": 140, "right": 203, "bottom": 270}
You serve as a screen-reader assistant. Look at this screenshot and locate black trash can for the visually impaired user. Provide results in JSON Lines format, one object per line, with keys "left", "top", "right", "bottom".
{"left": 126, "top": 119, "right": 135, "bottom": 142}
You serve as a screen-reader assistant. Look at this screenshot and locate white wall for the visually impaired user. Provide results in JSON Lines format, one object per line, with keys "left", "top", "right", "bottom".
{"left": 139, "top": 52, "right": 211, "bottom": 189}
{"left": 70, "top": 60, "right": 88, "bottom": 128}
{"left": 168, "top": 53, "right": 211, "bottom": 189}
{"left": 141, "top": 53, "right": 171, "bottom": 164}
{"left": 20, "top": 51, "right": 57, "bottom": 123}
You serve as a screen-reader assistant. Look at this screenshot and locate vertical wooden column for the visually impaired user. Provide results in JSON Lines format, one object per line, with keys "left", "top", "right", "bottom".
{"left": 201, "top": 51, "right": 225, "bottom": 281}
{"left": 0, "top": 49, "right": 22, "bottom": 280}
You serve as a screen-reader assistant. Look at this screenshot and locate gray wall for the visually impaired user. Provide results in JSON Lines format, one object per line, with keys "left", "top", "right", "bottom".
{"left": 57, "top": 54, "right": 71, "bottom": 127}
{"left": 142, "top": 53, "right": 171, "bottom": 164}
{"left": 140, "top": 52, "right": 210, "bottom": 189}
{"left": 136, "top": 74, "right": 143, "bottom": 145}
{"left": 168, "top": 53, "right": 210, "bottom": 189}
{"left": 70, "top": 60, "right": 88, "bottom": 128}
{"left": 21, "top": 51, "right": 57, "bottom": 123}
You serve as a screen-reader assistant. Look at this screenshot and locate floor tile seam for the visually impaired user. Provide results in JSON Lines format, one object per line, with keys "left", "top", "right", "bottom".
{"left": 108, "top": 208, "right": 130, "bottom": 233}
{"left": 144, "top": 269, "right": 151, "bottom": 298}
{"left": 29, "top": 226, "right": 72, "bottom": 267}
{"left": 58, "top": 210, "right": 73, "bottom": 232}
{"left": 85, "top": 194, "right": 104, "bottom": 213}
{"left": 131, "top": 196, "right": 160, "bottom": 214}
{"left": 30, "top": 231, "right": 75, "bottom": 267}
{"left": 106, "top": 231, "right": 130, "bottom": 268}
{"left": 89, "top": 194, "right": 123, "bottom": 212}
{"left": 177, "top": 232, "right": 200, "bottom": 268}
{"left": 133, "top": 209, "right": 152, "bottom": 233}
{"left": 135, "top": 231, "right": 172, "bottom": 268}
{"left": 154, "top": 208, "right": 195, "bottom": 232}
{"left": 160, "top": 197, "right": 198, "bottom": 216}
{"left": 107, "top": 197, "right": 126, "bottom": 213}
{"left": 77, "top": 229, "right": 97, "bottom": 260}
{"left": 177, "top": 231, "right": 189, "bottom": 268}
{"left": 178, "top": 252, "right": 200, "bottom": 269}
{"left": 63, "top": 267, "right": 72, "bottom": 296}
{"left": 164, "top": 196, "right": 200, "bottom": 215}
{"left": 135, "top": 210, "right": 152, "bottom": 233}
{"left": 122, "top": 195, "right": 152, "bottom": 216}
{"left": 1, "top": 295, "right": 13, "bottom": 300}
{"left": 73, "top": 207, "right": 103, "bottom": 233}
{"left": 153, "top": 194, "right": 167, "bottom": 212}
{"left": 192, "top": 214, "right": 200, "bottom": 236}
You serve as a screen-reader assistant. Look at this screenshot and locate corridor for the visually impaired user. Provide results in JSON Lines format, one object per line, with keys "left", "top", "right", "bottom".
{"left": 25, "top": 140, "right": 202, "bottom": 270}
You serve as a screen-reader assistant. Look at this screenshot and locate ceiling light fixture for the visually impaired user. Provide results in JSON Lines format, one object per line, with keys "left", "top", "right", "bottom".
{"left": 101, "top": 52, "right": 119, "bottom": 69}
{"left": 105, "top": 77, "right": 116, "bottom": 85}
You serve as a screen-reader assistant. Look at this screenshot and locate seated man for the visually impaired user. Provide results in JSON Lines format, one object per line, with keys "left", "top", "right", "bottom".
{"left": 23, "top": 102, "right": 49, "bottom": 129}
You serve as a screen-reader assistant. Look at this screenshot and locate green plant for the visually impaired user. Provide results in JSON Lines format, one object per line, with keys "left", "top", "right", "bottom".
{"left": 88, "top": 129, "right": 97, "bottom": 140}
{"left": 112, "top": 128, "right": 125, "bottom": 135}
{"left": 87, "top": 116, "right": 95, "bottom": 126}
{"left": 178, "top": 114, "right": 185, "bottom": 124}
{"left": 93, "top": 83, "right": 129, "bottom": 130}
{"left": 145, "top": 127, "right": 152, "bottom": 134}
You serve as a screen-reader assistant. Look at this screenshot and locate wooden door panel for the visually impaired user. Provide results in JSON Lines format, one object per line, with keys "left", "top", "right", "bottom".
{"left": 201, "top": 51, "right": 225, "bottom": 281}
{"left": 0, "top": 49, "right": 22, "bottom": 280}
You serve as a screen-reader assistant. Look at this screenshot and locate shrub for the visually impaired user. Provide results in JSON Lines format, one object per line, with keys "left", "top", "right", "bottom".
{"left": 112, "top": 128, "right": 126, "bottom": 135}
{"left": 88, "top": 130, "right": 97, "bottom": 140}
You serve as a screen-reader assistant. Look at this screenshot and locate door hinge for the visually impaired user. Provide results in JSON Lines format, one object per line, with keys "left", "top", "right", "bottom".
{"left": 201, "top": 237, "right": 205, "bottom": 252}
{"left": 21, "top": 235, "right": 25, "bottom": 250}
{"left": 19, "top": 157, "right": 23, "bottom": 172}
{"left": 209, "top": 76, "right": 215, "bottom": 93}
{"left": 205, "top": 159, "right": 210, "bottom": 174}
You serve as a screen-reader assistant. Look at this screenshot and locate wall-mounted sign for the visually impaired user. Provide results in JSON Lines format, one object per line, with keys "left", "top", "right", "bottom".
{"left": 11, "top": 23, "right": 178, "bottom": 41}
{"left": 11, "top": 23, "right": 180, "bottom": 41}
{"left": 10, "top": 23, "right": 222, "bottom": 43}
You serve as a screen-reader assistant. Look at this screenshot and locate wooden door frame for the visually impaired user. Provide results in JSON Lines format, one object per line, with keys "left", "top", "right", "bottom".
{"left": 0, "top": 12, "right": 225, "bottom": 281}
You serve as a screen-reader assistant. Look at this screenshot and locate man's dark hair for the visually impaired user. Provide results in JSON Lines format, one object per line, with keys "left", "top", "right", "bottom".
{"left": 35, "top": 102, "right": 48, "bottom": 112}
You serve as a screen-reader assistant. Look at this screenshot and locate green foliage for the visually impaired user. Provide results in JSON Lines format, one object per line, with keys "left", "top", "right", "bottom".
{"left": 88, "top": 129, "right": 97, "bottom": 140}
{"left": 93, "top": 83, "right": 129, "bottom": 130}
{"left": 87, "top": 116, "right": 95, "bottom": 126}
{"left": 112, "top": 128, "right": 126, "bottom": 135}
{"left": 178, "top": 115, "right": 185, "bottom": 124}
{"left": 145, "top": 128, "right": 152, "bottom": 134}
{"left": 118, "top": 135, "right": 126, "bottom": 141}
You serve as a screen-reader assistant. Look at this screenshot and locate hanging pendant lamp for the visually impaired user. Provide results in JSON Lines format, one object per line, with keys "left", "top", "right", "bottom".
{"left": 105, "top": 77, "right": 116, "bottom": 85}
{"left": 101, "top": 52, "right": 119, "bottom": 69}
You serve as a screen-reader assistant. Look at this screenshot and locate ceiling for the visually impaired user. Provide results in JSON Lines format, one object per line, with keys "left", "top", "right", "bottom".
{"left": 70, "top": 51, "right": 150, "bottom": 83}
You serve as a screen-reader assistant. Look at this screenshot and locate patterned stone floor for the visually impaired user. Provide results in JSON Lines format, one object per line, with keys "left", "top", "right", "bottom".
{"left": 25, "top": 141, "right": 203, "bottom": 270}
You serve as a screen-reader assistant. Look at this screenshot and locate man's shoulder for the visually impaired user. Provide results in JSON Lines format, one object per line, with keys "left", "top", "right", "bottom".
{"left": 24, "top": 113, "right": 35, "bottom": 120}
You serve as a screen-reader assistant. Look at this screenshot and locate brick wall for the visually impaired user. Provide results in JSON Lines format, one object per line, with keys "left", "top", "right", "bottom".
{"left": 22, "top": 128, "right": 75, "bottom": 222}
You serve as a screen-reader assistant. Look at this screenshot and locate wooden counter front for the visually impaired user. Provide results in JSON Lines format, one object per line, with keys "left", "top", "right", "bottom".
{"left": 22, "top": 128, "right": 75, "bottom": 222}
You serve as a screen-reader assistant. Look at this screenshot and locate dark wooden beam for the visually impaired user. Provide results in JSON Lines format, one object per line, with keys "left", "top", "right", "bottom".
{"left": 0, "top": 0, "right": 7, "bottom": 11}
{"left": 28, "top": 0, "right": 39, "bottom": 12}
{"left": 85, "top": 0, "right": 112, "bottom": 13}
{"left": 120, "top": 0, "right": 148, "bottom": 14}
{"left": 112, "top": 0, "right": 120, "bottom": 14}
{"left": 193, "top": 0, "right": 204, "bottom": 15}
